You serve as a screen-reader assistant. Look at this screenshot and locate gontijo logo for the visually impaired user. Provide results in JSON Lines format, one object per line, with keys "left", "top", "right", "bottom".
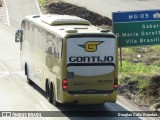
{"left": 79, "top": 41, "right": 104, "bottom": 52}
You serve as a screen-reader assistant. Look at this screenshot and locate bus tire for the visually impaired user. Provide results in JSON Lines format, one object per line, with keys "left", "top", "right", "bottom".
{"left": 25, "top": 63, "right": 32, "bottom": 85}
{"left": 50, "top": 83, "right": 59, "bottom": 106}
{"left": 46, "top": 81, "right": 50, "bottom": 101}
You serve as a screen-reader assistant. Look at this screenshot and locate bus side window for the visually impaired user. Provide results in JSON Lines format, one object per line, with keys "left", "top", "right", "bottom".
{"left": 45, "top": 32, "right": 62, "bottom": 59}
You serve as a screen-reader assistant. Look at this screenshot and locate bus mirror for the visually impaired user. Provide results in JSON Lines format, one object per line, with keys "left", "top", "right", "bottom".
{"left": 15, "top": 30, "right": 23, "bottom": 42}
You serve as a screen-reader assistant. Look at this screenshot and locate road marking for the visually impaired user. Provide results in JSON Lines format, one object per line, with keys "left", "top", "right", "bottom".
{"left": 0, "top": 71, "right": 26, "bottom": 78}
{"left": 0, "top": 71, "right": 9, "bottom": 78}
{"left": 117, "top": 96, "right": 155, "bottom": 120}
{"left": 35, "top": 0, "right": 42, "bottom": 14}
{"left": 11, "top": 71, "right": 25, "bottom": 77}
{"left": 3, "top": 0, "right": 10, "bottom": 25}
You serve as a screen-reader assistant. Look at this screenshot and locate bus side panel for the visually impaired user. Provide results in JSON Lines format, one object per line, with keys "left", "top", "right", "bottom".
{"left": 22, "top": 20, "right": 63, "bottom": 101}
{"left": 44, "top": 31, "right": 63, "bottom": 101}
{"left": 22, "top": 20, "right": 36, "bottom": 82}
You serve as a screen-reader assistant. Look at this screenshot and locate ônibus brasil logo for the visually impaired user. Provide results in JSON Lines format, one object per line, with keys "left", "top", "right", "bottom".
{"left": 78, "top": 41, "right": 104, "bottom": 52}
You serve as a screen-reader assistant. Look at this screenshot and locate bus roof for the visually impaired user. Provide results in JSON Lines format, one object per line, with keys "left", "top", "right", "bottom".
{"left": 24, "top": 14, "right": 114, "bottom": 37}
{"left": 41, "top": 14, "right": 91, "bottom": 26}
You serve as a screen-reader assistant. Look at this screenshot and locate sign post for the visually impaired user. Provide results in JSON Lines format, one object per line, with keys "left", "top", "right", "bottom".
{"left": 112, "top": 10, "right": 160, "bottom": 67}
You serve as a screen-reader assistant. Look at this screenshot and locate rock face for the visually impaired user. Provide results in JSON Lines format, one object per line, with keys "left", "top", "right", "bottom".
{"left": 46, "top": 1, "right": 112, "bottom": 27}
{"left": 0, "top": 0, "right": 2, "bottom": 7}
{"left": 148, "top": 76, "right": 160, "bottom": 97}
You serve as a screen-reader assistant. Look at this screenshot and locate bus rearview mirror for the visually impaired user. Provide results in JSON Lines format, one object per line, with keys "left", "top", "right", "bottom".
{"left": 15, "top": 30, "right": 23, "bottom": 42}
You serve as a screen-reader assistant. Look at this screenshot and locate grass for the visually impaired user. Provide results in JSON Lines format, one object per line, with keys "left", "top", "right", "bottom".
{"left": 119, "top": 46, "right": 160, "bottom": 98}
{"left": 119, "top": 63, "right": 150, "bottom": 90}
{"left": 39, "top": 0, "right": 47, "bottom": 7}
{"left": 120, "top": 61, "right": 160, "bottom": 74}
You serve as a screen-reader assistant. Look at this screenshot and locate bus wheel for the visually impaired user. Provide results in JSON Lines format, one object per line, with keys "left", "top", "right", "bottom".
{"left": 46, "top": 81, "right": 50, "bottom": 101}
{"left": 25, "top": 63, "right": 32, "bottom": 85}
{"left": 50, "top": 84, "right": 58, "bottom": 106}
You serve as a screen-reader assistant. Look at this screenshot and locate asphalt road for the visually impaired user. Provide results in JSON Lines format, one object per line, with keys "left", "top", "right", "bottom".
{"left": 0, "top": 0, "right": 159, "bottom": 120}
{"left": 64, "top": 0, "right": 160, "bottom": 18}
{"left": 5, "top": 0, "right": 40, "bottom": 28}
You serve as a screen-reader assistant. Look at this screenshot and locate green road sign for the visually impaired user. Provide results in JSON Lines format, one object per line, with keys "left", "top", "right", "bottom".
{"left": 112, "top": 10, "right": 160, "bottom": 47}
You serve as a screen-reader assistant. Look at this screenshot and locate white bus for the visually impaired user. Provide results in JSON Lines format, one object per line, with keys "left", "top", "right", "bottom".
{"left": 15, "top": 14, "right": 118, "bottom": 105}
